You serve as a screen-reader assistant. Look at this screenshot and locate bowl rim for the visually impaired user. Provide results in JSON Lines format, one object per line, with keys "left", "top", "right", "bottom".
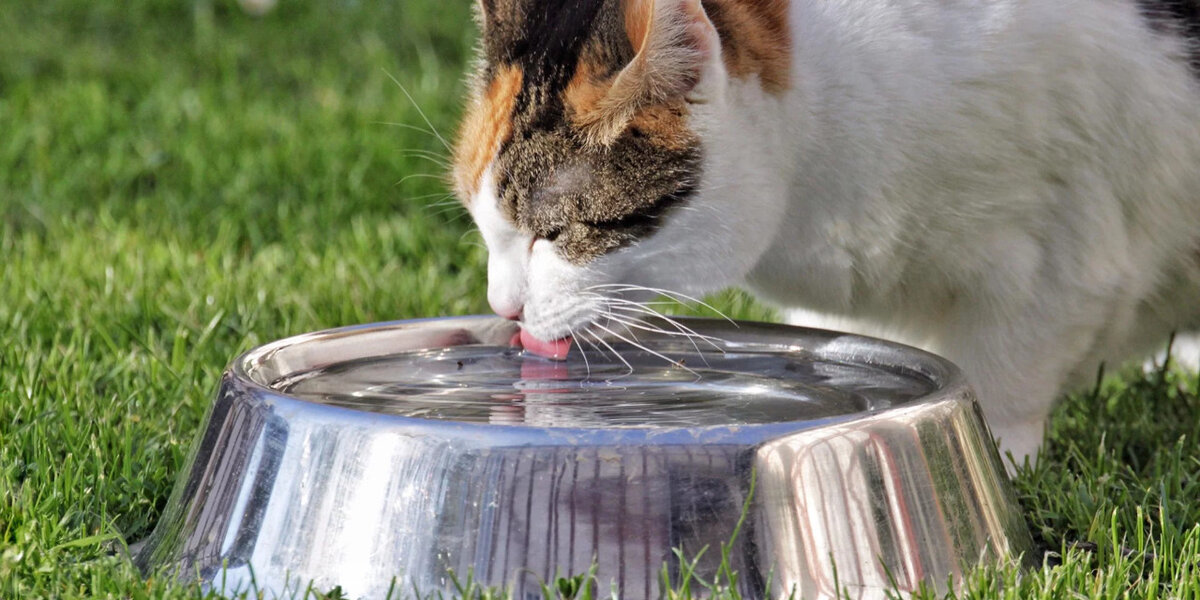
{"left": 224, "top": 315, "right": 974, "bottom": 441}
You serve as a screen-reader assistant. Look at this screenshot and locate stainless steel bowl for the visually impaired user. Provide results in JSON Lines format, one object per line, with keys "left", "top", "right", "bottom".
{"left": 136, "top": 316, "right": 1032, "bottom": 599}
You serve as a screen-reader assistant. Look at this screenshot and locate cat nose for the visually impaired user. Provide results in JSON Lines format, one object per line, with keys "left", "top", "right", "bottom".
{"left": 489, "top": 297, "right": 524, "bottom": 321}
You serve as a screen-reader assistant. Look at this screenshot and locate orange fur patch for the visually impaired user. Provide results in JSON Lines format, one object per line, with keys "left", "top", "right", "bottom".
{"left": 565, "top": 60, "right": 695, "bottom": 150}
{"left": 628, "top": 103, "right": 695, "bottom": 151}
{"left": 564, "top": 60, "right": 610, "bottom": 121}
{"left": 565, "top": 0, "right": 791, "bottom": 146}
{"left": 703, "top": 0, "right": 791, "bottom": 93}
{"left": 623, "top": 0, "right": 653, "bottom": 52}
{"left": 453, "top": 64, "right": 523, "bottom": 201}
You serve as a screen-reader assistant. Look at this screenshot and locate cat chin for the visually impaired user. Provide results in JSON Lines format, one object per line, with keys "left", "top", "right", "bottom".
{"left": 519, "top": 292, "right": 602, "bottom": 343}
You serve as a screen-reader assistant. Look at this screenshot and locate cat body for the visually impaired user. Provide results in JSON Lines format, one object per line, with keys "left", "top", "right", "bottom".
{"left": 453, "top": 0, "right": 1200, "bottom": 463}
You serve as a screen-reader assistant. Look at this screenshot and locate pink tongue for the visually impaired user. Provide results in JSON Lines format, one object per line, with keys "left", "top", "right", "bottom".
{"left": 519, "top": 329, "right": 573, "bottom": 360}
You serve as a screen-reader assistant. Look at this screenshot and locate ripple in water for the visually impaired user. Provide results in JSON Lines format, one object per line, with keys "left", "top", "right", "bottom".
{"left": 274, "top": 343, "right": 935, "bottom": 428}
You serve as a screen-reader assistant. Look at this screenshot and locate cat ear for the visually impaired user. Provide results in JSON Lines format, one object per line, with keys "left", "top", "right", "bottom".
{"left": 576, "top": 0, "right": 720, "bottom": 144}
{"left": 474, "top": 0, "right": 492, "bottom": 29}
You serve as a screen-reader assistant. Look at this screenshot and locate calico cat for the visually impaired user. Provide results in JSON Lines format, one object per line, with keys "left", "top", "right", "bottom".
{"left": 451, "top": 0, "right": 1200, "bottom": 465}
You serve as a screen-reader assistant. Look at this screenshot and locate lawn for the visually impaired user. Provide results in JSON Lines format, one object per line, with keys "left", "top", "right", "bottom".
{"left": 2, "top": 1, "right": 1199, "bottom": 598}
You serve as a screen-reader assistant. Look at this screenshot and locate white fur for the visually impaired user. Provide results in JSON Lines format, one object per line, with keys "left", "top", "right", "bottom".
{"left": 471, "top": 167, "right": 532, "bottom": 319}
{"left": 472, "top": 0, "right": 1200, "bottom": 466}
{"left": 471, "top": 168, "right": 607, "bottom": 337}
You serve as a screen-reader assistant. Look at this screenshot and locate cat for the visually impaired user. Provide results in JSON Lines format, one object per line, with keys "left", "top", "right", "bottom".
{"left": 450, "top": 0, "right": 1200, "bottom": 467}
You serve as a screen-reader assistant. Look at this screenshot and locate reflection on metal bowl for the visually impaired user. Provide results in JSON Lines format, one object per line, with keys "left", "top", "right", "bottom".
{"left": 136, "top": 316, "right": 1032, "bottom": 599}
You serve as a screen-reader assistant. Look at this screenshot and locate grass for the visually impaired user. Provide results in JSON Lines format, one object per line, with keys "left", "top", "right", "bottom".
{"left": 1, "top": 0, "right": 1198, "bottom": 597}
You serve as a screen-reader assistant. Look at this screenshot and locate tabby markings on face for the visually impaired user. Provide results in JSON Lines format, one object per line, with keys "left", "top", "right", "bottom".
{"left": 453, "top": 0, "right": 791, "bottom": 265}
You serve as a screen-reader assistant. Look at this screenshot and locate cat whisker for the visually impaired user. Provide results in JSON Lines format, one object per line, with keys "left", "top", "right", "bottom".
{"left": 575, "top": 290, "right": 727, "bottom": 357}
{"left": 605, "top": 310, "right": 725, "bottom": 366}
{"left": 425, "top": 200, "right": 463, "bottom": 211}
{"left": 576, "top": 330, "right": 607, "bottom": 361}
{"left": 605, "top": 316, "right": 700, "bottom": 369}
{"left": 599, "top": 298, "right": 728, "bottom": 350}
{"left": 601, "top": 310, "right": 720, "bottom": 361}
{"left": 405, "top": 192, "right": 456, "bottom": 203}
{"left": 566, "top": 324, "right": 591, "bottom": 379}
{"left": 403, "top": 194, "right": 462, "bottom": 214}
{"left": 590, "top": 322, "right": 698, "bottom": 376}
{"left": 393, "top": 147, "right": 450, "bottom": 159}
{"left": 603, "top": 304, "right": 726, "bottom": 346}
{"left": 459, "top": 230, "right": 486, "bottom": 249}
{"left": 587, "top": 284, "right": 737, "bottom": 325}
{"left": 430, "top": 205, "right": 470, "bottom": 221}
{"left": 382, "top": 69, "right": 452, "bottom": 152}
{"left": 583, "top": 328, "right": 635, "bottom": 378}
{"left": 396, "top": 173, "right": 450, "bottom": 186}
{"left": 395, "top": 151, "right": 451, "bottom": 168}
{"left": 589, "top": 297, "right": 679, "bottom": 308}
{"left": 578, "top": 290, "right": 683, "bottom": 310}
{"left": 373, "top": 121, "right": 449, "bottom": 144}
{"left": 400, "top": 156, "right": 452, "bottom": 170}
{"left": 601, "top": 311, "right": 713, "bottom": 366}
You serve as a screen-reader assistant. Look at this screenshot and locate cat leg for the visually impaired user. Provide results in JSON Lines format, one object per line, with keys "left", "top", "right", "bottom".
{"left": 1138, "top": 255, "right": 1200, "bottom": 375}
{"left": 785, "top": 306, "right": 1059, "bottom": 470}
{"left": 1159, "top": 247, "right": 1200, "bottom": 373}
{"left": 1177, "top": 247, "right": 1200, "bottom": 374}
{"left": 1165, "top": 332, "right": 1200, "bottom": 374}
{"left": 929, "top": 303, "right": 1106, "bottom": 474}
{"left": 938, "top": 345, "right": 1060, "bottom": 472}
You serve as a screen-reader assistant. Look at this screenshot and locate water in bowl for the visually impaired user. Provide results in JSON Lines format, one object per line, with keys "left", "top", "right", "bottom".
{"left": 274, "top": 342, "right": 934, "bottom": 428}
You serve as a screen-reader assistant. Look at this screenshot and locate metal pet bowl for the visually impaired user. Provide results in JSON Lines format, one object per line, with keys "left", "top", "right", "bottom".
{"left": 137, "top": 316, "right": 1032, "bottom": 599}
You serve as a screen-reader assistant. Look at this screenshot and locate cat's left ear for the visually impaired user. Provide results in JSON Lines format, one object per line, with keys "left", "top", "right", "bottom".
{"left": 621, "top": 0, "right": 722, "bottom": 99}
{"left": 574, "top": 0, "right": 722, "bottom": 143}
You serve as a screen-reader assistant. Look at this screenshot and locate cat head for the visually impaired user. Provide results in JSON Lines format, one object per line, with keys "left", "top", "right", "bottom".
{"left": 453, "top": 0, "right": 791, "bottom": 346}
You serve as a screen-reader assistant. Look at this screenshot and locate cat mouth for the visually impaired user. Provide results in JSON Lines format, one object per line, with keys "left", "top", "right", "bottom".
{"left": 513, "top": 284, "right": 712, "bottom": 361}
{"left": 518, "top": 329, "right": 573, "bottom": 360}
{"left": 514, "top": 292, "right": 606, "bottom": 360}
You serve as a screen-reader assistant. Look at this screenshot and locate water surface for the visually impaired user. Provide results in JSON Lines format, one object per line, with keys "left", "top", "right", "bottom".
{"left": 275, "top": 343, "right": 934, "bottom": 428}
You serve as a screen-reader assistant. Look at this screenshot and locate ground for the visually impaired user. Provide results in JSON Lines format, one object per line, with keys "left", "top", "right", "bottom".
{"left": 2, "top": 1, "right": 1200, "bottom": 598}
